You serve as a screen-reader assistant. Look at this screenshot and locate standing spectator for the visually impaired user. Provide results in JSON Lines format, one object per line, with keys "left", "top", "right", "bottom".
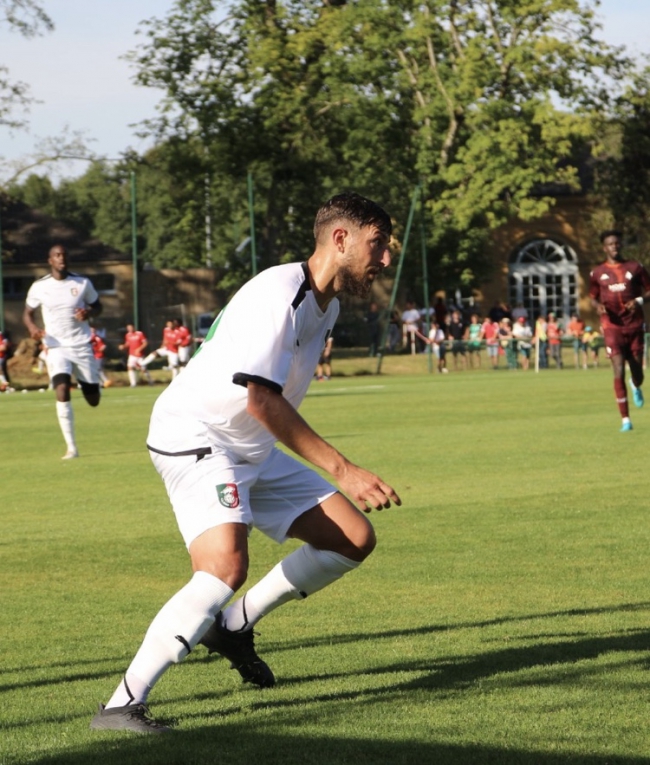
{"left": 174, "top": 319, "right": 193, "bottom": 369}
{"left": 142, "top": 320, "right": 180, "bottom": 379}
{"left": 316, "top": 335, "right": 333, "bottom": 380}
{"left": 365, "top": 302, "right": 381, "bottom": 357}
{"left": 566, "top": 313, "right": 586, "bottom": 369}
{"left": 428, "top": 321, "right": 448, "bottom": 373}
{"left": 401, "top": 300, "right": 422, "bottom": 354}
{"left": 582, "top": 326, "right": 601, "bottom": 368}
{"left": 480, "top": 315, "right": 500, "bottom": 369}
{"left": 534, "top": 315, "right": 548, "bottom": 369}
{"left": 89, "top": 191, "right": 400, "bottom": 734}
{"left": 386, "top": 309, "right": 401, "bottom": 353}
{"left": 547, "top": 313, "right": 563, "bottom": 369}
{"left": 466, "top": 313, "right": 483, "bottom": 369}
{"left": 448, "top": 309, "right": 468, "bottom": 370}
{"left": 90, "top": 327, "right": 110, "bottom": 388}
{"left": 119, "top": 323, "right": 152, "bottom": 387}
{"left": 23, "top": 244, "right": 102, "bottom": 459}
{"left": 488, "top": 300, "right": 506, "bottom": 323}
{"left": 512, "top": 316, "right": 533, "bottom": 371}
{"left": 589, "top": 229, "right": 650, "bottom": 431}
{"left": 498, "top": 317, "right": 517, "bottom": 369}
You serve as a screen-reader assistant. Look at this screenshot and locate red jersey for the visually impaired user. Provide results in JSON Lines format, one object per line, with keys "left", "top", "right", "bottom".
{"left": 90, "top": 332, "right": 106, "bottom": 359}
{"left": 589, "top": 260, "right": 650, "bottom": 329}
{"left": 547, "top": 321, "right": 562, "bottom": 345}
{"left": 176, "top": 325, "right": 192, "bottom": 348}
{"left": 124, "top": 329, "right": 147, "bottom": 357}
{"left": 162, "top": 326, "right": 180, "bottom": 352}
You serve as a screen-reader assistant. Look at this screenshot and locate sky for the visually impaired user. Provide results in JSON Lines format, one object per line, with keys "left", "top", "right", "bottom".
{"left": 0, "top": 0, "right": 649, "bottom": 182}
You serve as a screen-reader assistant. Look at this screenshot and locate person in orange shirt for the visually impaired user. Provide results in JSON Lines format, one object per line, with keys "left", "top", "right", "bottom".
{"left": 566, "top": 313, "right": 586, "bottom": 369}
{"left": 547, "top": 313, "right": 563, "bottom": 369}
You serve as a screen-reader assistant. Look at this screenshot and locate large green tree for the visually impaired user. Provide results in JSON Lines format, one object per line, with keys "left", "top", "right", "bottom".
{"left": 122, "top": 0, "right": 630, "bottom": 295}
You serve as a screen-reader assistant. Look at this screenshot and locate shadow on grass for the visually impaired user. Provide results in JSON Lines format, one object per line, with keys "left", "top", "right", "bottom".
{"left": 28, "top": 727, "right": 650, "bottom": 765}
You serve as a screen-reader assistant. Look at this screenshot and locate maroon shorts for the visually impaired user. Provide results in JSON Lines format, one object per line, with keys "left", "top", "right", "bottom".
{"left": 602, "top": 325, "right": 645, "bottom": 359}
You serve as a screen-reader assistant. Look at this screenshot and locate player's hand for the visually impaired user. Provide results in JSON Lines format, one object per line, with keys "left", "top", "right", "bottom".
{"left": 29, "top": 327, "right": 44, "bottom": 341}
{"left": 337, "top": 463, "right": 402, "bottom": 513}
{"left": 74, "top": 307, "right": 90, "bottom": 321}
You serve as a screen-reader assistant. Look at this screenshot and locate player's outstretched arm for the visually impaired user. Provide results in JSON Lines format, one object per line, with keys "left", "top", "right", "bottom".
{"left": 246, "top": 382, "right": 401, "bottom": 513}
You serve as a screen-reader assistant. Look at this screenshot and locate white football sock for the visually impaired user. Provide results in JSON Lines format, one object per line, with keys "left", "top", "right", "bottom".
{"left": 105, "top": 571, "right": 233, "bottom": 708}
{"left": 128, "top": 369, "right": 137, "bottom": 387}
{"left": 222, "top": 545, "right": 360, "bottom": 632}
{"left": 55, "top": 401, "right": 76, "bottom": 451}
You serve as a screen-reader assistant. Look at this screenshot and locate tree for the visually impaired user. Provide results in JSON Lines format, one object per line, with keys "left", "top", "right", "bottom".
{"left": 124, "top": 1, "right": 630, "bottom": 290}
{"left": 0, "top": 0, "right": 53, "bottom": 129}
{"left": 590, "top": 65, "right": 650, "bottom": 264}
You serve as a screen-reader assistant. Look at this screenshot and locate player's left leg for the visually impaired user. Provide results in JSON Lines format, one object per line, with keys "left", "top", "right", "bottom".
{"left": 213, "top": 495, "right": 374, "bottom": 663}
{"left": 73, "top": 349, "right": 101, "bottom": 407}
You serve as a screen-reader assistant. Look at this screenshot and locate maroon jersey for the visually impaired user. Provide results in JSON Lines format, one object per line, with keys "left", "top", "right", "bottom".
{"left": 589, "top": 260, "right": 650, "bottom": 329}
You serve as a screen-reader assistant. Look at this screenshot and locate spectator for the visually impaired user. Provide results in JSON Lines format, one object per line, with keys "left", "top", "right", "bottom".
{"left": 582, "top": 326, "right": 601, "bottom": 368}
{"left": 512, "top": 316, "right": 533, "bottom": 371}
{"left": 448, "top": 309, "right": 468, "bottom": 370}
{"left": 401, "top": 300, "right": 422, "bottom": 354}
{"left": 365, "top": 302, "right": 381, "bottom": 357}
{"left": 428, "top": 321, "right": 448, "bottom": 374}
{"left": 386, "top": 309, "right": 401, "bottom": 353}
{"left": 566, "top": 313, "right": 586, "bottom": 369}
{"left": 433, "top": 297, "right": 448, "bottom": 328}
{"left": 534, "top": 315, "right": 548, "bottom": 369}
{"left": 547, "top": 312, "right": 563, "bottom": 369}
{"left": 480, "top": 315, "right": 500, "bottom": 369}
{"left": 488, "top": 300, "right": 506, "bottom": 323}
{"left": 0, "top": 329, "right": 12, "bottom": 391}
{"left": 466, "top": 313, "right": 483, "bottom": 369}
{"left": 498, "top": 317, "right": 516, "bottom": 369}
{"left": 316, "top": 335, "right": 333, "bottom": 380}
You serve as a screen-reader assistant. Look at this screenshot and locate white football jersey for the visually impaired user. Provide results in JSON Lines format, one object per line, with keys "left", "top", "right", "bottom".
{"left": 26, "top": 273, "right": 98, "bottom": 348}
{"left": 147, "top": 262, "right": 339, "bottom": 463}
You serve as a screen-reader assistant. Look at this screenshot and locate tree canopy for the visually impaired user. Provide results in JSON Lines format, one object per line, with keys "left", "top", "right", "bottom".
{"left": 7, "top": 0, "right": 644, "bottom": 300}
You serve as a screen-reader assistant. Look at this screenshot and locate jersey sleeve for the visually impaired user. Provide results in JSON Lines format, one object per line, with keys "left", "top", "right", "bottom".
{"left": 83, "top": 279, "right": 99, "bottom": 305}
{"left": 588, "top": 269, "right": 600, "bottom": 301}
{"left": 25, "top": 281, "right": 42, "bottom": 309}
{"left": 232, "top": 302, "right": 296, "bottom": 394}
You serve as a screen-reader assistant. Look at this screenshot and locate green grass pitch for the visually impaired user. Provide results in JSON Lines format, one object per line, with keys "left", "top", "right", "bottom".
{"left": 2, "top": 366, "right": 650, "bottom": 764}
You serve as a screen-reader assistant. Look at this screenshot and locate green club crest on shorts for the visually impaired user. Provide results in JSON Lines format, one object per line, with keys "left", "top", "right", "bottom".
{"left": 217, "top": 483, "right": 240, "bottom": 508}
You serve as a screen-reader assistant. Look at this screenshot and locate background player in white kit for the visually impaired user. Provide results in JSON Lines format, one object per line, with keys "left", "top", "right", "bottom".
{"left": 23, "top": 245, "right": 102, "bottom": 459}
{"left": 91, "top": 192, "right": 401, "bottom": 734}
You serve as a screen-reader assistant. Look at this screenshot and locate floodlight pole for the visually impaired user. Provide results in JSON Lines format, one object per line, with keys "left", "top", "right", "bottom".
{"left": 130, "top": 170, "right": 139, "bottom": 329}
{"left": 247, "top": 172, "right": 257, "bottom": 276}
{"left": 376, "top": 184, "right": 421, "bottom": 375}
{"left": 420, "top": 193, "right": 433, "bottom": 373}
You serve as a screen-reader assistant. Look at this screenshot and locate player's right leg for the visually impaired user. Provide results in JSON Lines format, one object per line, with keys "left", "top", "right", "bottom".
{"left": 91, "top": 452, "right": 252, "bottom": 733}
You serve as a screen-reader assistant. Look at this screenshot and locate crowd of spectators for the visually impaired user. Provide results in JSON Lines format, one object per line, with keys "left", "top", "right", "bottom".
{"left": 373, "top": 298, "right": 603, "bottom": 372}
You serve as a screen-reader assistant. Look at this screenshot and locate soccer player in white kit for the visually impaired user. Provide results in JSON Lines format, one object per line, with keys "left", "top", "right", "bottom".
{"left": 90, "top": 193, "right": 401, "bottom": 734}
{"left": 23, "top": 245, "right": 102, "bottom": 459}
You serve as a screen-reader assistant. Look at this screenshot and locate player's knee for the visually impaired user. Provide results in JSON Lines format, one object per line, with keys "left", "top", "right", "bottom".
{"left": 193, "top": 554, "right": 248, "bottom": 591}
{"left": 344, "top": 519, "right": 376, "bottom": 562}
{"left": 79, "top": 382, "right": 101, "bottom": 406}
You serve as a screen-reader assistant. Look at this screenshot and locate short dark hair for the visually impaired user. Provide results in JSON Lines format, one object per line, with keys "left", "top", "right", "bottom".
{"left": 313, "top": 192, "right": 392, "bottom": 243}
{"left": 600, "top": 229, "right": 623, "bottom": 243}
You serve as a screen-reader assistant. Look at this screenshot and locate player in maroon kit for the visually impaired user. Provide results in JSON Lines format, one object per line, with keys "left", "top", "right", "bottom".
{"left": 119, "top": 323, "right": 152, "bottom": 387}
{"left": 589, "top": 230, "right": 650, "bottom": 431}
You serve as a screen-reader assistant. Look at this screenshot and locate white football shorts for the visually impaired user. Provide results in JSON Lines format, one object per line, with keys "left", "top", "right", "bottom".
{"left": 46, "top": 344, "right": 99, "bottom": 384}
{"left": 157, "top": 348, "right": 179, "bottom": 367}
{"left": 178, "top": 345, "right": 192, "bottom": 364}
{"left": 150, "top": 446, "right": 337, "bottom": 549}
{"left": 127, "top": 354, "right": 145, "bottom": 369}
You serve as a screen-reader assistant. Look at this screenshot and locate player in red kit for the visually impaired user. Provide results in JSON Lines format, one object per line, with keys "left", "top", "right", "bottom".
{"left": 142, "top": 320, "right": 180, "bottom": 379}
{"left": 589, "top": 230, "right": 650, "bottom": 431}
{"left": 119, "top": 323, "right": 152, "bottom": 387}
{"left": 173, "top": 319, "right": 193, "bottom": 369}
{"left": 90, "top": 328, "right": 111, "bottom": 388}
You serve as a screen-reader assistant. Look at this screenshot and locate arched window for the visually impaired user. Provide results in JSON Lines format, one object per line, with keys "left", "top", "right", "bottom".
{"left": 508, "top": 239, "right": 578, "bottom": 319}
